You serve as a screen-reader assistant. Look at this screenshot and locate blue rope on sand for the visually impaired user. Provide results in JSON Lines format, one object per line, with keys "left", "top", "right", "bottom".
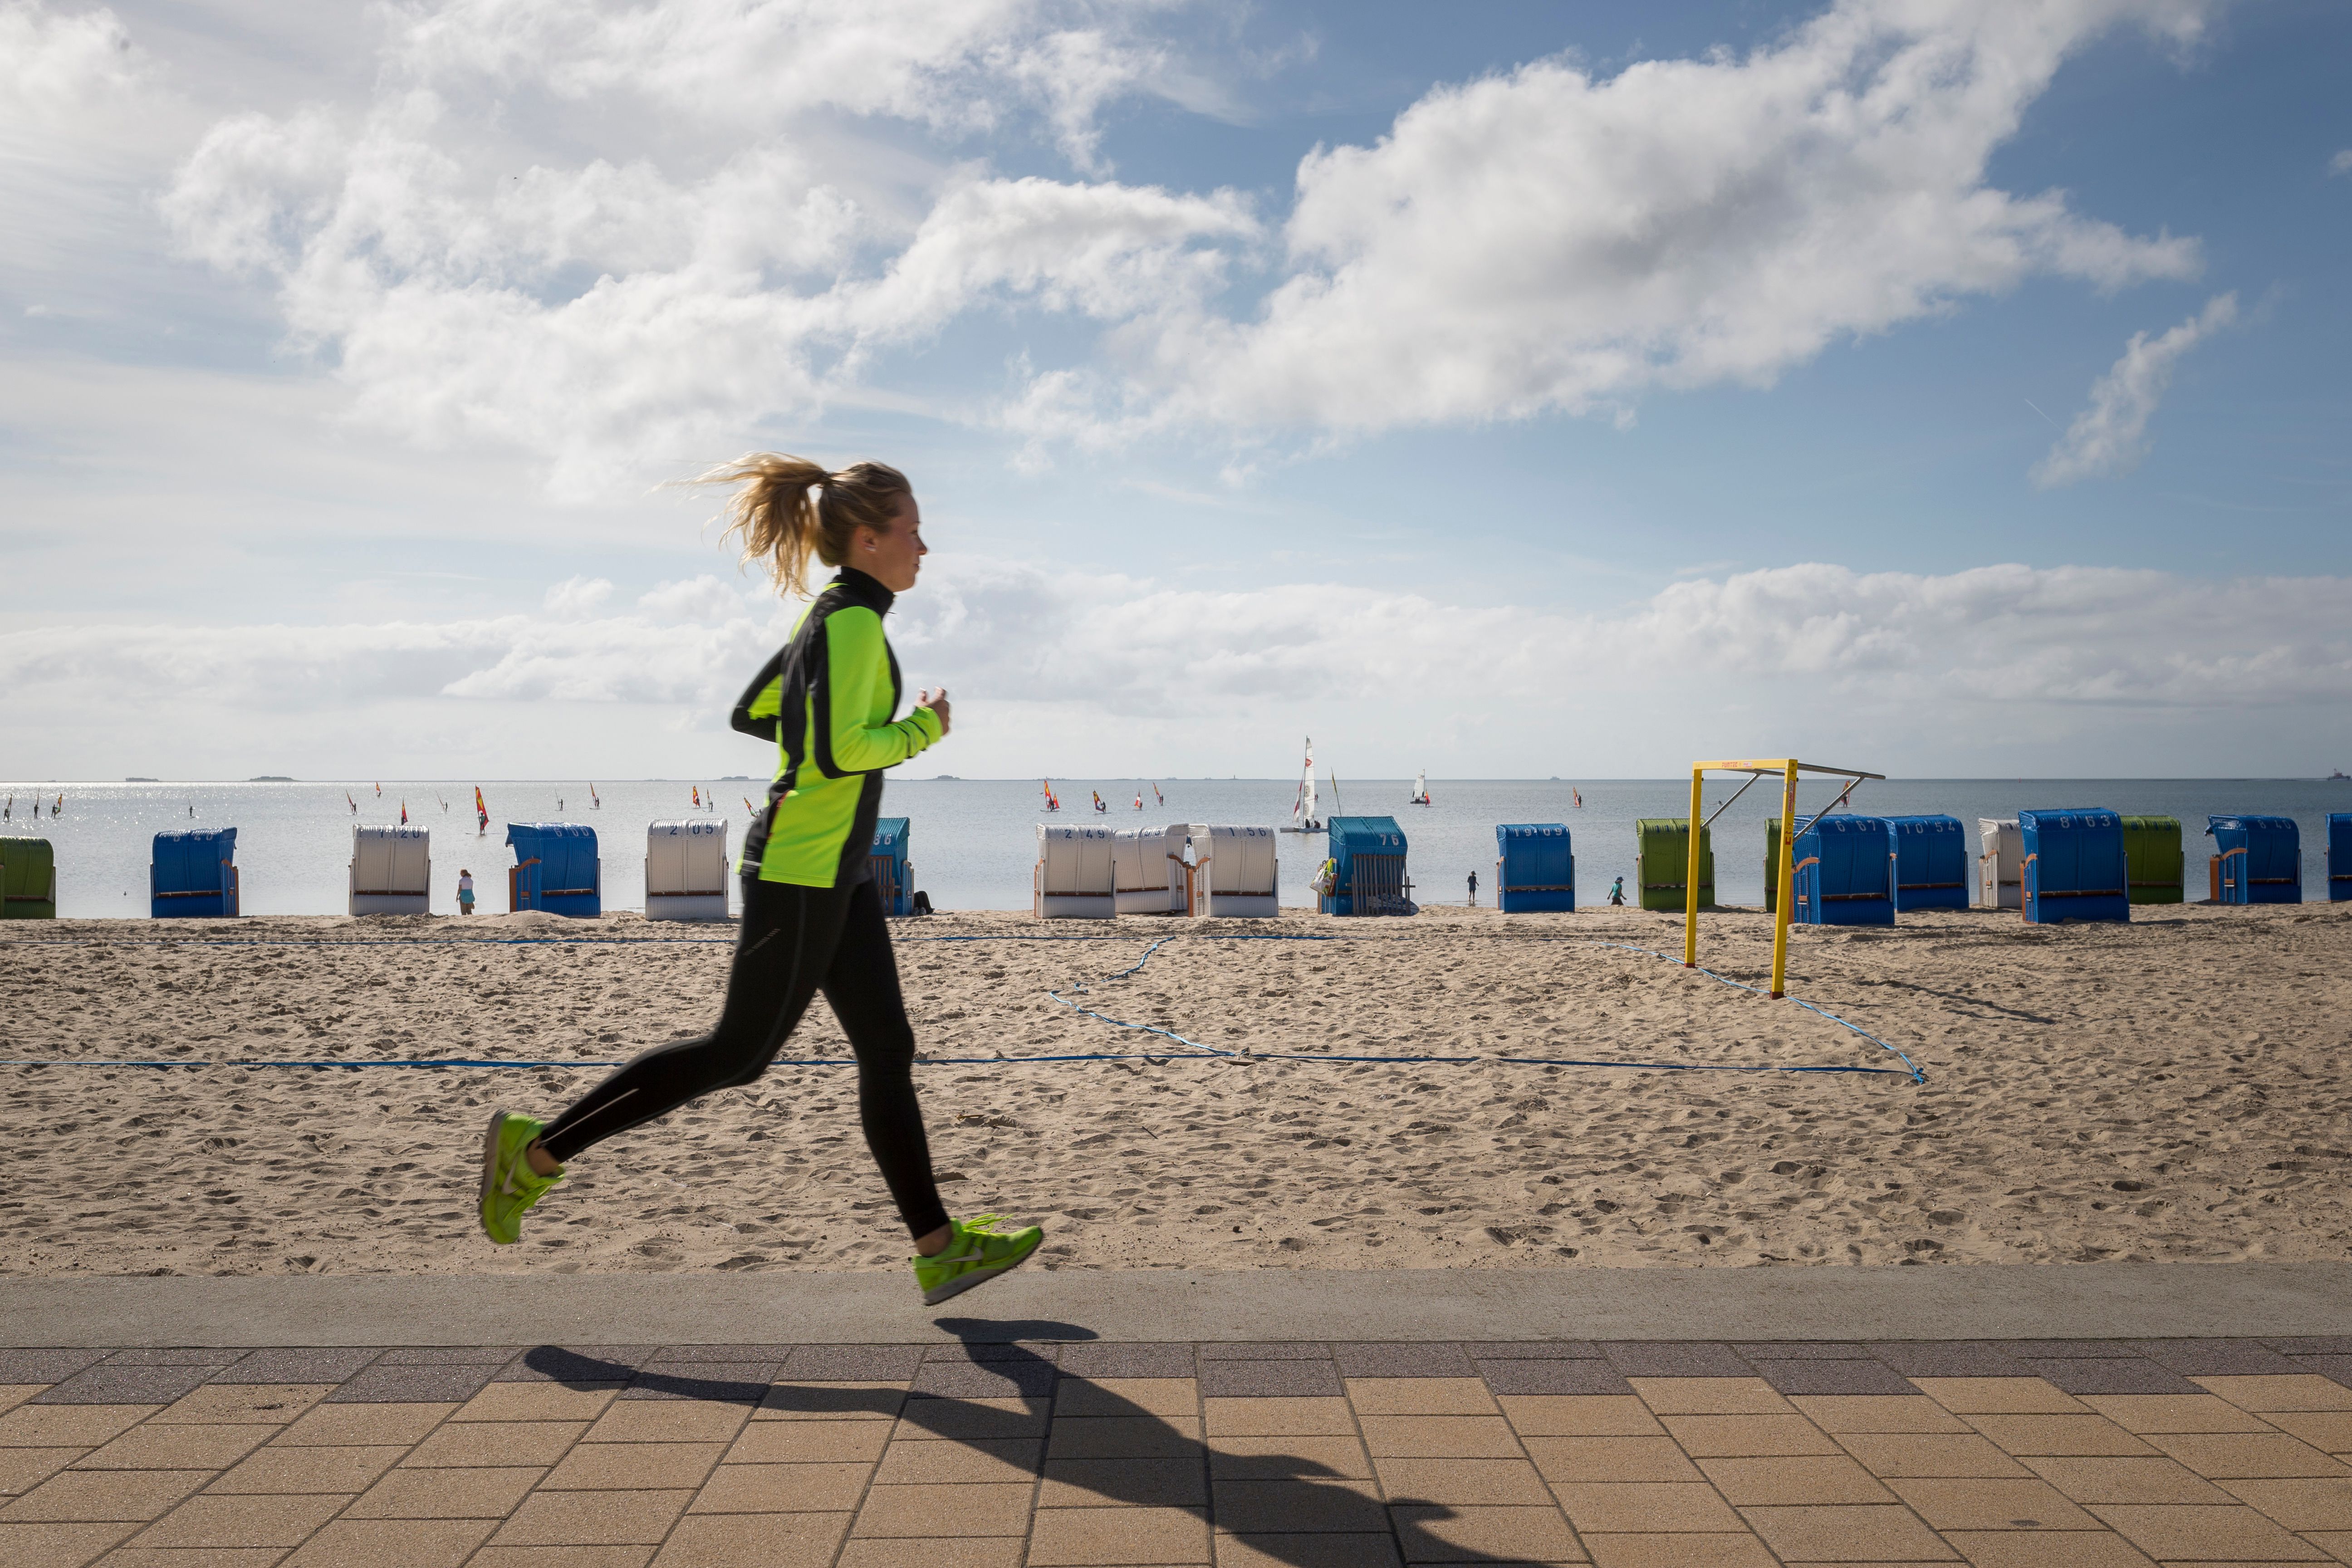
{"left": 0, "top": 928, "right": 1920, "bottom": 1081}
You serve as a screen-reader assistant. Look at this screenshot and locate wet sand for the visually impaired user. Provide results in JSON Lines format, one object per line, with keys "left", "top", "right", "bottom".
{"left": 3, "top": 902, "right": 2348, "bottom": 1277}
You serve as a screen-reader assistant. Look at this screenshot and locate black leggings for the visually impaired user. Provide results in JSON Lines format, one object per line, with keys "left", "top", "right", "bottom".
{"left": 539, "top": 876, "right": 949, "bottom": 1240}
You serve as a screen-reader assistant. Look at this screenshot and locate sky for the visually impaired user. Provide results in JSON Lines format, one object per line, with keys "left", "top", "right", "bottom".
{"left": 3, "top": 0, "right": 2349, "bottom": 783}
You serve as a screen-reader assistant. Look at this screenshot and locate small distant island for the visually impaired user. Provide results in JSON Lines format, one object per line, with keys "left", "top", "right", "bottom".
{"left": 248, "top": 775, "right": 295, "bottom": 782}
{"left": 124, "top": 776, "right": 158, "bottom": 782}
{"left": 933, "top": 774, "right": 959, "bottom": 780}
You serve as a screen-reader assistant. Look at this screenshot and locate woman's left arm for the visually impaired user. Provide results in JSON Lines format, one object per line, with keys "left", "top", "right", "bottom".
{"left": 817, "top": 608, "right": 942, "bottom": 774}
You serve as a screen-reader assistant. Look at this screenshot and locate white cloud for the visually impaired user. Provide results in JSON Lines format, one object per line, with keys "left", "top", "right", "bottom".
{"left": 542, "top": 576, "right": 615, "bottom": 617}
{"left": 2332, "top": 149, "right": 2352, "bottom": 176}
{"left": 146, "top": 0, "right": 2217, "bottom": 481}
{"left": 2033, "top": 291, "right": 2235, "bottom": 487}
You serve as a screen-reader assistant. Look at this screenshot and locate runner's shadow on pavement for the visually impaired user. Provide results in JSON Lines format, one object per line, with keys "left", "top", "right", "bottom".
{"left": 526, "top": 1337, "right": 1474, "bottom": 1567}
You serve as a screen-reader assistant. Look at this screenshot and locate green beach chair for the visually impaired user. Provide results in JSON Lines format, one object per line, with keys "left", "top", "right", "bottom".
{"left": 2, "top": 837, "right": 58, "bottom": 919}
{"left": 1636, "top": 818, "right": 1714, "bottom": 912}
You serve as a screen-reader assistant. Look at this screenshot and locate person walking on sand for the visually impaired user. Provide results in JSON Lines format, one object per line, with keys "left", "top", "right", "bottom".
{"left": 458, "top": 869, "right": 475, "bottom": 916}
{"left": 477, "top": 454, "right": 1043, "bottom": 1307}
{"left": 1608, "top": 874, "right": 1625, "bottom": 906}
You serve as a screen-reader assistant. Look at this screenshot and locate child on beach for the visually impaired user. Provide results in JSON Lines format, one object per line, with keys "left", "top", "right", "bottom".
{"left": 457, "top": 869, "right": 475, "bottom": 916}
{"left": 1609, "top": 875, "right": 1625, "bottom": 906}
{"left": 477, "top": 455, "right": 1042, "bottom": 1307}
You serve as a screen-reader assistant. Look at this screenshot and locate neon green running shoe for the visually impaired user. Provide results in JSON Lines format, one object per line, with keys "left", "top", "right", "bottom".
{"left": 912, "top": 1214, "right": 1045, "bottom": 1306}
{"left": 477, "top": 1111, "right": 562, "bottom": 1245}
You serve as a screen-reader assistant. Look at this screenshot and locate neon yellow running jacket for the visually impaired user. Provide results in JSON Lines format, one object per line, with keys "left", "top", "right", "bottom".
{"left": 730, "top": 568, "right": 942, "bottom": 887}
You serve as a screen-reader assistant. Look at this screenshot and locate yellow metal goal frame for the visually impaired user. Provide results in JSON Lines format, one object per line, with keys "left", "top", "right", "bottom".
{"left": 1685, "top": 759, "right": 1885, "bottom": 999}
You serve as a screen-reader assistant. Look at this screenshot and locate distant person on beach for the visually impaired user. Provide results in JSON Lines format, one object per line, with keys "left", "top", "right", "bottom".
{"left": 458, "top": 869, "right": 475, "bottom": 916}
{"left": 1466, "top": 869, "right": 1477, "bottom": 906}
{"left": 1609, "top": 875, "right": 1625, "bottom": 906}
{"left": 477, "top": 454, "right": 1041, "bottom": 1307}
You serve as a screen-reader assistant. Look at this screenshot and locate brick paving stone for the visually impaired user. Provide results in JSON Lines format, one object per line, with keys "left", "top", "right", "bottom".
{"left": 1039, "top": 1455, "right": 1205, "bottom": 1507}
{"left": 1937, "top": 1532, "right": 2158, "bottom": 1568}
{"left": 1836, "top": 1433, "right": 2033, "bottom": 1478}
{"left": 2000, "top": 1341, "right": 2140, "bottom": 1359}
{"left": 833, "top": 1541, "right": 1023, "bottom": 1568}
{"left": 1872, "top": 1344, "right": 2029, "bottom": 1379}
{"left": 891, "top": 1397, "right": 1049, "bottom": 1442}
{"left": 1330, "top": 1343, "right": 1477, "bottom": 1379}
{"left": 488, "top": 1489, "right": 694, "bottom": 1546}
{"left": 372, "top": 1347, "right": 521, "bottom": 1366}
{"left": 918, "top": 1344, "right": 1052, "bottom": 1362}
{"left": 755, "top": 1382, "right": 906, "bottom": 1422}
{"left": 779, "top": 1347, "right": 925, "bottom": 1381}
{"left": 1373, "top": 1456, "right": 1555, "bottom": 1505}
{"left": 1389, "top": 1503, "right": 1582, "bottom": 1563}
{"left": 1345, "top": 1379, "right": 1498, "bottom": 1417}
{"left": 1740, "top": 1502, "right": 1961, "bottom": 1561}
{"left": 1026, "top": 1503, "right": 1209, "bottom": 1564}
{"left": 1054, "top": 1343, "right": 1196, "bottom": 1380}
{"left": 325, "top": 1366, "right": 500, "bottom": 1404}
{"left": 1201, "top": 1399, "right": 1356, "bottom": 1438}
{"left": 469, "top": 1549, "right": 652, "bottom": 1568}
{"left": 2307, "top": 1528, "right": 2352, "bottom": 1563}
{"left": 1959, "top": 1415, "right": 2157, "bottom": 1457}
{"left": 620, "top": 1366, "right": 774, "bottom": 1403}
{"left": 1602, "top": 1343, "right": 1751, "bottom": 1378}
{"left": 202, "top": 1443, "right": 404, "bottom": 1493}
{"left": 1660, "top": 1414, "right": 1842, "bottom": 1458}
{"left": 2270, "top": 1340, "right": 2352, "bottom": 1357}
{"left": 1749, "top": 1360, "right": 1920, "bottom": 1396}
{"left": 496, "top": 1347, "right": 656, "bottom": 1384}
{"left": 541, "top": 1440, "right": 725, "bottom": 1491}
{"left": 1197, "top": 1344, "right": 1327, "bottom": 1361}
{"left": 2021, "top": 1359, "right": 2204, "bottom": 1396}
{"left": 1213, "top": 1531, "right": 1403, "bottom": 1567}
{"left": 342, "top": 1465, "right": 544, "bottom": 1519}
{"left": 725, "top": 1421, "right": 890, "bottom": 1464}
{"left": 74, "top": 1423, "right": 272, "bottom": 1470}
{"left": 1462, "top": 1340, "right": 1603, "bottom": 1359}
{"left": 1478, "top": 1360, "right": 1635, "bottom": 1396}
{"left": 127, "top": 1493, "right": 352, "bottom": 1548}
{"left": 401, "top": 1421, "right": 588, "bottom": 1468}
{"left": 95, "top": 1548, "right": 291, "bottom": 1568}
{"left": 0, "top": 1387, "right": 44, "bottom": 1419}
{"left": 1198, "top": 1362, "right": 1343, "bottom": 1399}
{"left": 101, "top": 1350, "right": 247, "bottom": 1367}
{"left": 31, "top": 1368, "right": 217, "bottom": 1407}
{"left": 2129, "top": 1340, "right": 2309, "bottom": 1377}
{"left": 2022, "top": 1455, "right": 2235, "bottom": 1504}
{"left": 2218, "top": 1476, "right": 2352, "bottom": 1529}
{"left": 1207, "top": 1435, "right": 1372, "bottom": 1480}
{"left": 651, "top": 1510, "right": 849, "bottom": 1566}
{"left": 0, "top": 1521, "right": 136, "bottom": 1567}
{"left": 280, "top": 1516, "right": 495, "bottom": 1567}
{"left": 1793, "top": 1396, "right": 1974, "bottom": 1434}
{"left": 645, "top": 1347, "right": 796, "bottom": 1364}
{"left": 265, "top": 1401, "right": 451, "bottom": 1448}
{"left": 0, "top": 1446, "right": 83, "bottom": 1498}
{"left": 1882, "top": 1476, "right": 2100, "bottom": 1530}
{"left": 1054, "top": 1377, "right": 1198, "bottom": 1417}
{"left": 208, "top": 1349, "right": 382, "bottom": 1385}
{"left": 1699, "top": 1454, "right": 1896, "bottom": 1505}
{"left": 1213, "top": 1477, "right": 1387, "bottom": 1532}
{"left": 449, "top": 1382, "right": 623, "bottom": 1423}
{"left": 0, "top": 1352, "right": 106, "bottom": 1384}
{"left": 2087, "top": 1501, "right": 2331, "bottom": 1560}
{"left": 1357, "top": 1415, "right": 1521, "bottom": 1458}
{"left": 0, "top": 1406, "right": 159, "bottom": 1448}
{"left": 869, "top": 1437, "right": 1038, "bottom": 1485}
{"left": 2290, "top": 1355, "right": 2352, "bottom": 1389}
{"left": 2194, "top": 1376, "right": 2352, "bottom": 1412}
{"left": 851, "top": 1483, "right": 1033, "bottom": 1538}
{"left": 1912, "top": 1378, "right": 2084, "bottom": 1415}
{"left": 905, "top": 1362, "right": 1053, "bottom": 1400}
{"left": 1522, "top": 1435, "right": 1705, "bottom": 1483}
{"left": 1, "top": 1467, "right": 211, "bottom": 1522}
{"left": 1496, "top": 1395, "right": 1664, "bottom": 1436}
{"left": 1046, "top": 1416, "right": 1204, "bottom": 1460}
{"left": 1735, "top": 1342, "right": 1877, "bottom": 1360}
{"left": 582, "top": 1401, "right": 752, "bottom": 1445}
{"left": 2146, "top": 1431, "right": 2352, "bottom": 1479}
{"left": 2079, "top": 1393, "right": 2283, "bottom": 1433}
{"left": 1583, "top": 1532, "right": 1776, "bottom": 1567}
{"left": 1630, "top": 1378, "right": 1791, "bottom": 1416}
{"left": 687, "top": 1460, "right": 871, "bottom": 1513}
{"left": 1554, "top": 1481, "right": 1746, "bottom": 1532}
{"left": 2266, "top": 1410, "right": 2352, "bottom": 1451}
{"left": 152, "top": 1385, "right": 332, "bottom": 1425}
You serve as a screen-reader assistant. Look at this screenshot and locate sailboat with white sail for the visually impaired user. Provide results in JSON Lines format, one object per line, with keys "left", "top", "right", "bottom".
{"left": 1281, "top": 737, "right": 1324, "bottom": 833}
{"left": 1409, "top": 768, "right": 1431, "bottom": 805}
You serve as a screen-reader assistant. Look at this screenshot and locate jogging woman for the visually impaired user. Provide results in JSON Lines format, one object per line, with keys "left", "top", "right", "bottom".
{"left": 477, "top": 455, "right": 1044, "bottom": 1306}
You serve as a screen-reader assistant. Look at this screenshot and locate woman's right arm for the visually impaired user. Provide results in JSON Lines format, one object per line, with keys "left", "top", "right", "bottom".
{"left": 729, "top": 648, "right": 788, "bottom": 742}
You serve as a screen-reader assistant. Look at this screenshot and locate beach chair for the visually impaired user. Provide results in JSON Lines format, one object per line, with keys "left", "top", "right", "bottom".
{"left": 1320, "top": 817, "right": 1413, "bottom": 916}
{"left": 0, "top": 838, "right": 57, "bottom": 920}
{"left": 349, "top": 825, "right": 431, "bottom": 916}
{"left": 2019, "top": 809, "right": 2129, "bottom": 924}
{"left": 2331, "top": 813, "right": 2352, "bottom": 903}
{"left": 1635, "top": 818, "right": 1713, "bottom": 912}
{"left": 1496, "top": 823, "right": 1574, "bottom": 912}
{"left": 2206, "top": 815, "right": 2300, "bottom": 906}
{"left": 1034, "top": 825, "right": 1114, "bottom": 918}
{"left": 505, "top": 823, "right": 601, "bottom": 916}
{"left": 150, "top": 828, "right": 240, "bottom": 918}
{"left": 2120, "top": 815, "right": 2184, "bottom": 905}
{"left": 1886, "top": 815, "right": 1969, "bottom": 912}
{"left": 646, "top": 819, "right": 729, "bottom": 921}
{"left": 1113, "top": 826, "right": 1183, "bottom": 914}
{"left": 1202, "top": 825, "right": 1279, "bottom": 917}
{"left": 1978, "top": 818, "right": 2021, "bottom": 909}
{"left": 1790, "top": 815, "right": 1894, "bottom": 926}
{"left": 868, "top": 818, "right": 914, "bottom": 916}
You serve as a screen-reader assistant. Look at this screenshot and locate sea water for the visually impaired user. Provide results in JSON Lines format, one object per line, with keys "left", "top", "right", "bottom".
{"left": 4, "top": 776, "right": 2348, "bottom": 919}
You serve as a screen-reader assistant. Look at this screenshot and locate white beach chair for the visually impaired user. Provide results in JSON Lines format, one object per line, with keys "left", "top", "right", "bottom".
{"left": 1034, "top": 825, "right": 1115, "bottom": 918}
{"left": 1979, "top": 817, "right": 2022, "bottom": 910}
{"left": 646, "top": 819, "right": 730, "bottom": 921}
{"left": 349, "top": 825, "right": 430, "bottom": 916}
{"left": 1201, "top": 824, "right": 1279, "bottom": 917}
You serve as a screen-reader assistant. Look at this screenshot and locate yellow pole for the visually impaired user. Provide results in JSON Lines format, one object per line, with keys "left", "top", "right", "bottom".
{"left": 1683, "top": 766, "right": 1703, "bottom": 965}
{"left": 1771, "top": 759, "right": 1798, "bottom": 998}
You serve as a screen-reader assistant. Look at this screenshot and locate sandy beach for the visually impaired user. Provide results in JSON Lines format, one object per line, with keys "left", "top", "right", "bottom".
{"left": 4, "top": 902, "right": 2348, "bottom": 1278}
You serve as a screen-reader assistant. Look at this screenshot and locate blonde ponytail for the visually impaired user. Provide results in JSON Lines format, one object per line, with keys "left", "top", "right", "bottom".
{"left": 698, "top": 453, "right": 912, "bottom": 597}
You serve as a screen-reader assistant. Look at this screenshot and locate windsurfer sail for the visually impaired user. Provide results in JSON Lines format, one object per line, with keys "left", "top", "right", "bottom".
{"left": 400, "top": 800, "right": 409, "bottom": 825}
{"left": 1283, "top": 738, "right": 1323, "bottom": 833}
{"left": 1573, "top": 786, "right": 1583, "bottom": 808}
{"left": 347, "top": 791, "right": 357, "bottom": 814}
{"left": 1042, "top": 779, "right": 1060, "bottom": 812}
{"left": 1410, "top": 769, "right": 1431, "bottom": 805}
{"left": 1152, "top": 783, "right": 1164, "bottom": 806}
{"left": 1092, "top": 789, "right": 1107, "bottom": 813}
{"left": 475, "top": 786, "right": 488, "bottom": 834}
